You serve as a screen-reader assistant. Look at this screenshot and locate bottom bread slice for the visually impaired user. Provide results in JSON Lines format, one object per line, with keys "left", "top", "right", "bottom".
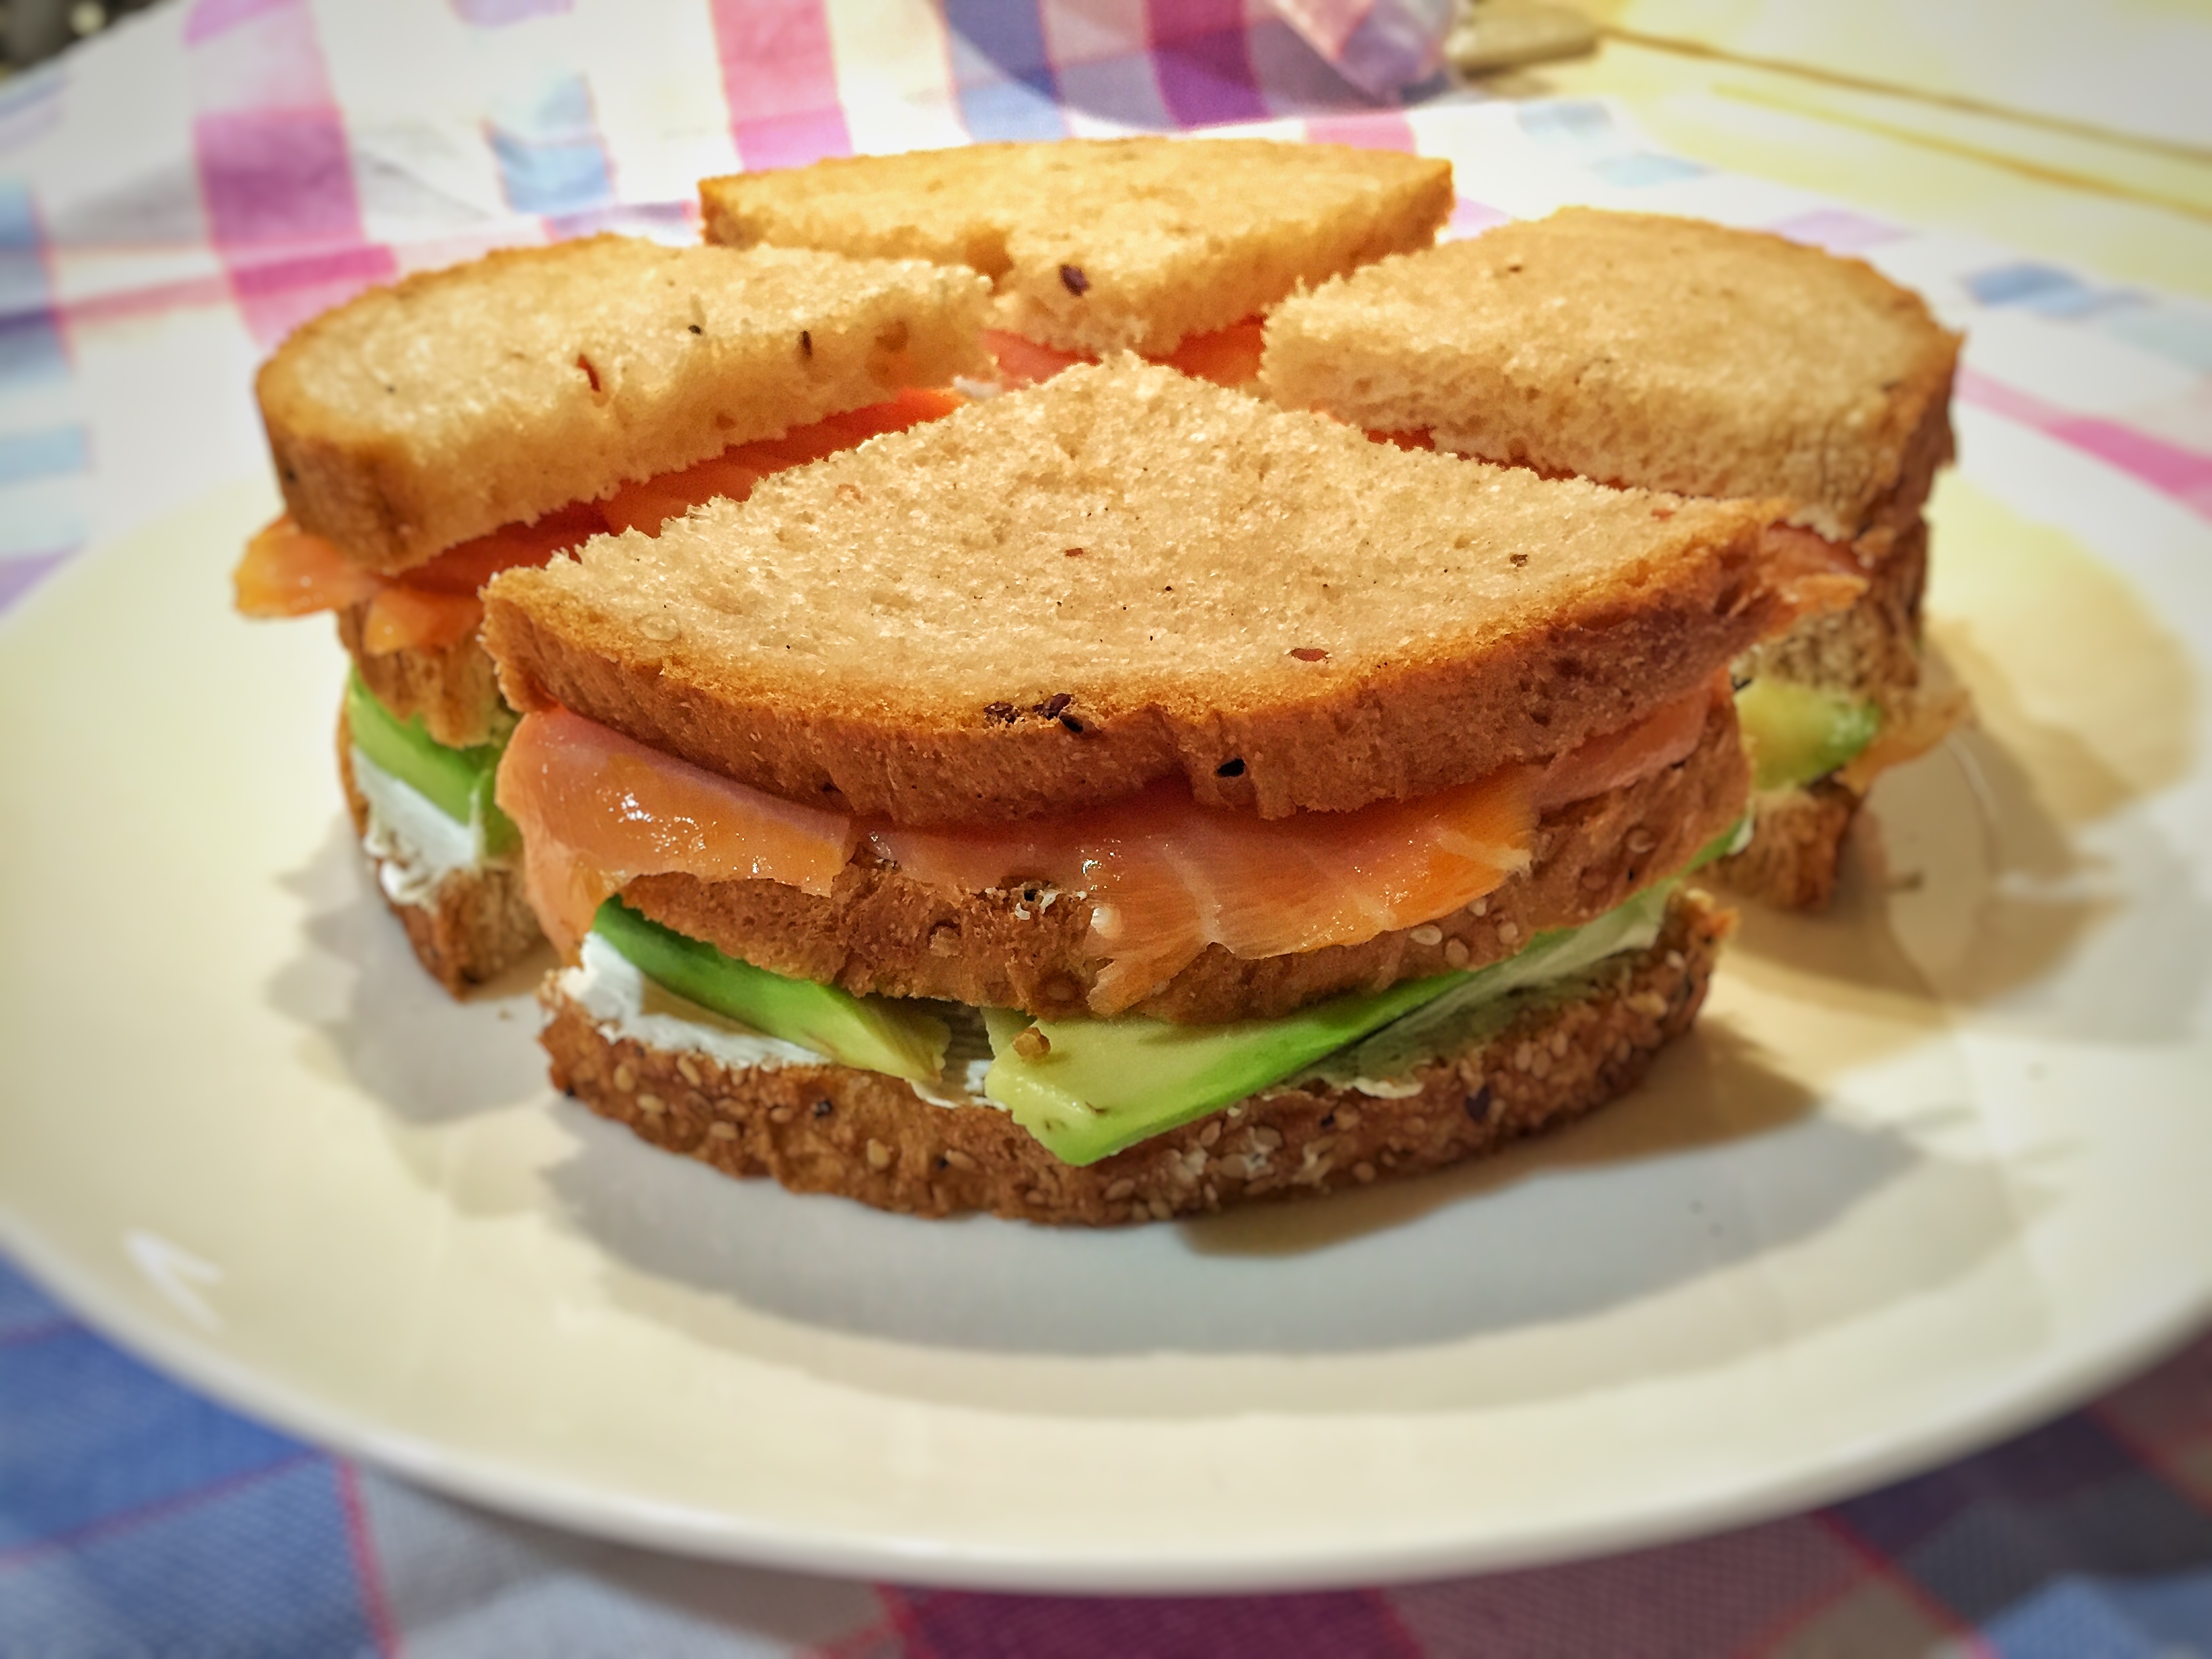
{"left": 336, "top": 708, "right": 542, "bottom": 995}
{"left": 1713, "top": 779, "right": 1860, "bottom": 912}
{"left": 541, "top": 888, "right": 1734, "bottom": 1225}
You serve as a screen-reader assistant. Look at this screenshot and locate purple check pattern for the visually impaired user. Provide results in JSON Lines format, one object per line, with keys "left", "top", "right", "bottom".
{"left": 5, "top": 1, "right": 2212, "bottom": 1652}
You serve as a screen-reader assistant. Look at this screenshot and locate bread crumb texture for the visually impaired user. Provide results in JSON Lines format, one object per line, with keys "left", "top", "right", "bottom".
{"left": 258, "top": 236, "right": 991, "bottom": 573}
{"left": 1263, "top": 208, "right": 1961, "bottom": 538}
{"left": 542, "top": 887, "right": 1732, "bottom": 1225}
{"left": 485, "top": 359, "right": 1797, "bottom": 823}
{"left": 699, "top": 138, "right": 1452, "bottom": 357}
{"left": 617, "top": 694, "right": 1745, "bottom": 1023}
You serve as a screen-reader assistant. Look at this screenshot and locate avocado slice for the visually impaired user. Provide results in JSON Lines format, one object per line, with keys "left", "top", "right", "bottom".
{"left": 344, "top": 673, "right": 519, "bottom": 857}
{"left": 1736, "top": 678, "right": 1881, "bottom": 792}
{"left": 983, "top": 880, "right": 1688, "bottom": 1167}
{"left": 980, "top": 972, "right": 1462, "bottom": 1168}
{"left": 592, "top": 899, "right": 949, "bottom": 1086}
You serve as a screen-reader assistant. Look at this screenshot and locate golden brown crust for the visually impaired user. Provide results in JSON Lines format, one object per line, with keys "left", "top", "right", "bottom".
{"left": 484, "top": 362, "right": 1843, "bottom": 823}
{"left": 258, "top": 237, "right": 989, "bottom": 573}
{"left": 699, "top": 139, "right": 1452, "bottom": 358}
{"left": 337, "top": 704, "right": 541, "bottom": 993}
{"left": 541, "top": 890, "right": 1732, "bottom": 1225}
{"left": 621, "top": 695, "right": 1748, "bottom": 1023}
{"left": 335, "top": 607, "right": 506, "bottom": 752}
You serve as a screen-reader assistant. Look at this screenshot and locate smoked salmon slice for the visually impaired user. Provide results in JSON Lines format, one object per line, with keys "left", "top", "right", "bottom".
{"left": 871, "top": 771, "right": 1534, "bottom": 1013}
{"left": 497, "top": 708, "right": 859, "bottom": 956}
{"left": 499, "top": 684, "right": 1718, "bottom": 1009}
{"left": 234, "top": 391, "right": 966, "bottom": 651}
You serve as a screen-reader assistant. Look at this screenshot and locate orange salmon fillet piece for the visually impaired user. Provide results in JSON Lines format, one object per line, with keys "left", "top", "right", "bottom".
{"left": 233, "top": 390, "right": 965, "bottom": 653}
{"left": 499, "top": 684, "right": 1718, "bottom": 1008}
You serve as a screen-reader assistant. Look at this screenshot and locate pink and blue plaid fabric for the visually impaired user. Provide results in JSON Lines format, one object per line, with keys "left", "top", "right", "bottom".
{"left": 6, "top": 1, "right": 2212, "bottom": 1652}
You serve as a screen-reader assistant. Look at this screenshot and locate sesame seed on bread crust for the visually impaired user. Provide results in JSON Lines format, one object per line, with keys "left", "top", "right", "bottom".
{"left": 699, "top": 138, "right": 1453, "bottom": 359}
{"left": 483, "top": 359, "right": 1850, "bottom": 825}
{"left": 258, "top": 236, "right": 991, "bottom": 576}
{"left": 337, "top": 705, "right": 541, "bottom": 993}
{"left": 543, "top": 888, "right": 1729, "bottom": 1225}
{"left": 617, "top": 690, "right": 1747, "bottom": 1024}
{"left": 1261, "top": 208, "right": 1961, "bottom": 543}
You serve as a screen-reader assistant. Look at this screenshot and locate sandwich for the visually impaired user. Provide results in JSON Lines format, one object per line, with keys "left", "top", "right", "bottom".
{"left": 479, "top": 359, "right": 1860, "bottom": 1224}
{"left": 1261, "top": 207, "right": 1965, "bottom": 908}
{"left": 231, "top": 234, "right": 991, "bottom": 989}
{"left": 697, "top": 136, "right": 1454, "bottom": 392}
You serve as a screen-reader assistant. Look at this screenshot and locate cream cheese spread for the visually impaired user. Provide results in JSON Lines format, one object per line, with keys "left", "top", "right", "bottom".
{"left": 562, "top": 933, "right": 999, "bottom": 1105}
{"left": 350, "top": 743, "right": 478, "bottom": 909}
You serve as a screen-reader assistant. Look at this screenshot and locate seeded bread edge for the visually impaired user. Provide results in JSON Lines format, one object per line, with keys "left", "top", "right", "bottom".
{"left": 541, "top": 888, "right": 1731, "bottom": 1225}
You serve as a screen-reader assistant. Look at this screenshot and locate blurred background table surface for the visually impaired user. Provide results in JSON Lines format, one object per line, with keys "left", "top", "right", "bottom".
{"left": 3, "top": 1, "right": 2211, "bottom": 1654}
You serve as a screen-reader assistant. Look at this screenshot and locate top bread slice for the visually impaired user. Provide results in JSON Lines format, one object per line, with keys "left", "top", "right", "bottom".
{"left": 259, "top": 236, "right": 992, "bottom": 575}
{"left": 1262, "top": 209, "right": 1961, "bottom": 540}
{"left": 698, "top": 139, "right": 1452, "bottom": 359}
{"left": 483, "top": 359, "right": 1849, "bottom": 825}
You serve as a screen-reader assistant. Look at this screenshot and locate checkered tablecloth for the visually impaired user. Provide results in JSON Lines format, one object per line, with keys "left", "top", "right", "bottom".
{"left": 5, "top": 1, "right": 2212, "bottom": 1652}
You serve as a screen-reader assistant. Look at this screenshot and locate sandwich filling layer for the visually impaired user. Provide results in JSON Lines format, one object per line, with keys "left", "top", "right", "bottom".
{"left": 495, "top": 678, "right": 1734, "bottom": 1014}
{"left": 342, "top": 673, "right": 516, "bottom": 899}
{"left": 569, "top": 861, "right": 1721, "bottom": 1166}
{"left": 236, "top": 388, "right": 964, "bottom": 660}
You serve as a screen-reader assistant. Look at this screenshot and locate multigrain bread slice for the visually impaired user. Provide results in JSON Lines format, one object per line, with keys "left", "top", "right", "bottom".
{"left": 543, "top": 886, "right": 1730, "bottom": 1225}
{"left": 698, "top": 138, "right": 1453, "bottom": 359}
{"left": 483, "top": 359, "right": 1853, "bottom": 825}
{"left": 337, "top": 707, "right": 539, "bottom": 992}
{"left": 260, "top": 236, "right": 992, "bottom": 575}
{"left": 1261, "top": 209, "right": 1964, "bottom": 909}
{"left": 1261, "top": 209, "right": 1960, "bottom": 542}
{"left": 617, "top": 691, "right": 1746, "bottom": 1023}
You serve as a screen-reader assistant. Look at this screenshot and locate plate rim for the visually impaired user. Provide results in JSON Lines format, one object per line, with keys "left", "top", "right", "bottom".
{"left": 8, "top": 1199, "right": 2209, "bottom": 1593}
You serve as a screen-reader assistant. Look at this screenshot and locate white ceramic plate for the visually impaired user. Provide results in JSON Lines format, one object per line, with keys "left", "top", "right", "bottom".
{"left": 3, "top": 409, "right": 2208, "bottom": 1593}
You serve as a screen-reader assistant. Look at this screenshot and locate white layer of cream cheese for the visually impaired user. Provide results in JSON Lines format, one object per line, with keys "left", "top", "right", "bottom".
{"left": 560, "top": 932, "right": 998, "bottom": 1105}
{"left": 350, "top": 744, "right": 478, "bottom": 909}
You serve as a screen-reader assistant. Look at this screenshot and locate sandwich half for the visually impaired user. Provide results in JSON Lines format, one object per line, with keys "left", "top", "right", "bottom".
{"left": 1262, "top": 208, "right": 1965, "bottom": 909}
{"left": 480, "top": 360, "right": 1859, "bottom": 1224}
{"left": 232, "top": 234, "right": 991, "bottom": 989}
{"left": 697, "top": 136, "right": 1452, "bottom": 392}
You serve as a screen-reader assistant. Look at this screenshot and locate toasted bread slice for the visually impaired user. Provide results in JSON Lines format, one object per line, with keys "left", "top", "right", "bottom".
{"left": 543, "top": 887, "right": 1729, "bottom": 1224}
{"left": 484, "top": 359, "right": 1847, "bottom": 825}
{"left": 260, "top": 236, "right": 991, "bottom": 575}
{"left": 699, "top": 139, "right": 1452, "bottom": 359}
{"left": 1262, "top": 209, "right": 1959, "bottom": 541}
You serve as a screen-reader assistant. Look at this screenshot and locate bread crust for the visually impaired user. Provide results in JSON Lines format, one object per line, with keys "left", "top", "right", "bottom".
{"left": 620, "top": 693, "right": 1747, "bottom": 1023}
{"left": 541, "top": 889, "right": 1731, "bottom": 1225}
{"left": 258, "top": 237, "right": 989, "bottom": 574}
{"left": 1262, "top": 208, "right": 1961, "bottom": 543}
{"left": 699, "top": 138, "right": 1453, "bottom": 358}
{"left": 336, "top": 605, "right": 506, "bottom": 752}
{"left": 337, "top": 705, "right": 541, "bottom": 993}
{"left": 484, "top": 362, "right": 1840, "bottom": 824}
{"left": 1711, "top": 780, "right": 1859, "bottom": 912}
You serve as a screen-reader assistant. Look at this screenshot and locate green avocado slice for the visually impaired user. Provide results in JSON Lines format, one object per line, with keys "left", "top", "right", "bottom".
{"left": 980, "top": 974, "right": 1462, "bottom": 1168}
{"left": 980, "top": 880, "right": 1691, "bottom": 1168}
{"left": 344, "top": 673, "right": 518, "bottom": 857}
{"left": 1736, "top": 678, "right": 1881, "bottom": 792}
{"left": 591, "top": 899, "right": 950, "bottom": 1086}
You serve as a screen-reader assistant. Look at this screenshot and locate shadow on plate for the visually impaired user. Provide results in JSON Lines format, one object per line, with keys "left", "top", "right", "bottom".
{"left": 262, "top": 817, "right": 550, "bottom": 1126}
{"left": 539, "top": 1008, "right": 2031, "bottom": 1402}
